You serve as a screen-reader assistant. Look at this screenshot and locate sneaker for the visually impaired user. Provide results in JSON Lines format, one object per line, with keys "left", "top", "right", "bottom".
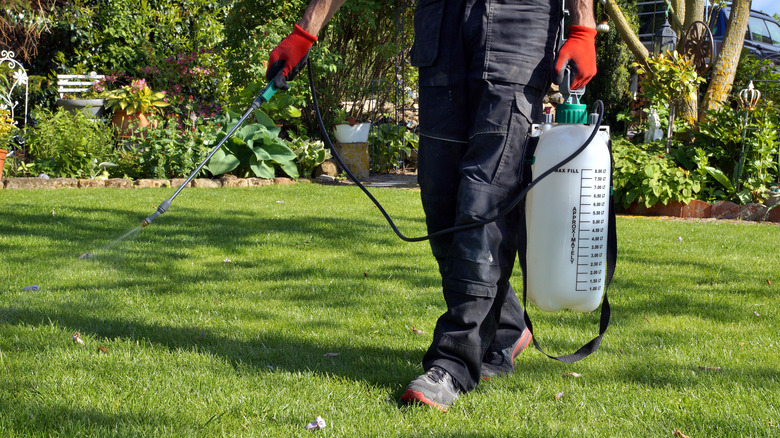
{"left": 481, "top": 327, "right": 532, "bottom": 380}
{"left": 400, "top": 366, "right": 460, "bottom": 411}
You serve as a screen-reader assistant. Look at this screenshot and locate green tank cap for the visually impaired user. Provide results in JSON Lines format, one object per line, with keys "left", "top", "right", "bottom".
{"left": 556, "top": 102, "right": 588, "bottom": 124}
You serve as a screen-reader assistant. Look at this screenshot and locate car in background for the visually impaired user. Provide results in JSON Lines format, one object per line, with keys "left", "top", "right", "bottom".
{"left": 710, "top": 6, "right": 780, "bottom": 64}
{"left": 637, "top": 1, "right": 780, "bottom": 64}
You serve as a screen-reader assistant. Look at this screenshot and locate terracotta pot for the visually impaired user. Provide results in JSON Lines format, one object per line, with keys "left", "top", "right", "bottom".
{"left": 0, "top": 148, "right": 7, "bottom": 179}
{"left": 112, "top": 109, "right": 153, "bottom": 138}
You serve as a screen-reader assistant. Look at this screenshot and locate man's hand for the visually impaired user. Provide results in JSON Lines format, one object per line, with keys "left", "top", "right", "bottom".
{"left": 555, "top": 25, "right": 597, "bottom": 90}
{"left": 265, "top": 24, "right": 318, "bottom": 90}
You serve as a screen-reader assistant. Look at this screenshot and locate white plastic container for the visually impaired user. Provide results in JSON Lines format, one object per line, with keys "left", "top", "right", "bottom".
{"left": 525, "top": 113, "right": 610, "bottom": 312}
{"left": 333, "top": 122, "right": 371, "bottom": 143}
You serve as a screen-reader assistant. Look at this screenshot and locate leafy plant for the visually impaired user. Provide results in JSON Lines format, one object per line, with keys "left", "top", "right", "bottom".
{"left": 694, "top": 104, "right": 779, "bottom": 204}
{"left": 206, "top": 110, "right": 298, "bottom": 179}
{"left": 0, "top": 109, "right": 17, "bottom": 148}
{"left": 611, "top": 137, "right": 704, "bottom": 208}
{"left": 103, "top": 79, "right": 169, "bottom": 115}
{"left": 111, "top": 115, "right": 219, "bottom": 180}
{"left": 369, "top": 123, "right": 417, "bottom": 173}
{"left": 26, "top": 108, "right": 115, "bottom": 178}
{"left": 633, "top": 50, "right": 704, "bottom": 136}
{"left": 291, "top": 137, "right": 331, "bottom": 178}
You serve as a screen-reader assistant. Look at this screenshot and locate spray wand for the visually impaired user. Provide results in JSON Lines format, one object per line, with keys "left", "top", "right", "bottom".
{"left": 141, "top": 81, "right": 279, "bottom": 227}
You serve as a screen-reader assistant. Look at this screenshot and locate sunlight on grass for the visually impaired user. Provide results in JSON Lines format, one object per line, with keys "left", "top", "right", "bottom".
{"left": 1, "top": 185, "right": 778, "bottom": 436}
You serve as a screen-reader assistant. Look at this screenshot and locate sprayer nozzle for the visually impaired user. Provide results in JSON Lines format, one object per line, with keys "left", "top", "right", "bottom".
{"left": 141, "top": 219, "right": 150, "bottom": 227}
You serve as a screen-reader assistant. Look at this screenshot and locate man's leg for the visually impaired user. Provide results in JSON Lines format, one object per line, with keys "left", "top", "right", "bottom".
{"left": 419, "top": 80, "right": 537, "bottom": 392}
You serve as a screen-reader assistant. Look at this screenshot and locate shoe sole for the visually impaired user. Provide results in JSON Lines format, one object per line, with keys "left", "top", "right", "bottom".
{"left": 481, "top": 328, "right": 533, "bottom": 381}
{"left": 400, "top": 388, "right": 449, "bottom": 412}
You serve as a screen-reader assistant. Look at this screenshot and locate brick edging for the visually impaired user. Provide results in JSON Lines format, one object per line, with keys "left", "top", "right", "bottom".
{"left": 1, "top": 176, "right": 305, "bottom": 190}
{"left": 621, "top": 199, "right": 780, "bottom": 223}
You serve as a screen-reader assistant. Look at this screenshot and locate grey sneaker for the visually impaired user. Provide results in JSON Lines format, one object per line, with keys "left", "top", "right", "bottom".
{"left": 400, "top": 366, "right": 460, "bottom": 411}
{"left": 481, "top": 327, "right": 532, "bottom": 380}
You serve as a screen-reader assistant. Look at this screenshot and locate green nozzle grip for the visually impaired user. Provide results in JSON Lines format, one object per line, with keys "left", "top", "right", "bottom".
{"left": 261, "top": 82, "right": 278, "bottom": 102}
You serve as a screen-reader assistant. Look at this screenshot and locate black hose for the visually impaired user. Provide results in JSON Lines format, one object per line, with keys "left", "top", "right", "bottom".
{"left": 306, "top": 58, "right": 605, "bottom": 242}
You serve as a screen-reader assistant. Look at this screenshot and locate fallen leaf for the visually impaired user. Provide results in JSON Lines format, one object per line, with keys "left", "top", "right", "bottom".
{"left": 739, "top": 342, "right": 745, "bottom": 346}
{"left": 51, "top": 209, "right": 55, "bottom": 216}
{"left": 72, "top": 333, "right": 84, "bottom": 345}
{"left": 323, "top": 352, "right": 339, "bottom": 357}
{"left": 563, "top": 372, "right": 582, "bottom": 378}
{"left": 304, "top": 416, "right": 326, "bottom": 431}
{"left": 97, "top": 346, "right": 108, "bottom": 353}
{"left": 674, "top": 429, "right": 690, "bottom": 438}
{"left": 411, "top": 326, "right": 424, "bottom": 335}
{"left": 23, "top": 285, "right": 39, "bottom": 291}
{"left": 767, "top": 279, "right": 772, "bottom": 286}
{"left": 554, "top": 392, "right": 564, "bottom": 400}
{"left": 79, "top": 252, "right": 92, "bottom": 259}
{"left": 698, "top": 366, "right": 721, "bottom": 371}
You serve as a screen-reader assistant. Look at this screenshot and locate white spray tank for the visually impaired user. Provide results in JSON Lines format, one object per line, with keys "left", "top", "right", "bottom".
{"left": 525, "top": 83, "right": 611, "bottom": 313}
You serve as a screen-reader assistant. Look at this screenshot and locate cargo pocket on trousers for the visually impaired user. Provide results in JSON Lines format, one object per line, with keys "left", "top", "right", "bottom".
{"left": 490, "top": 91, "right": 534, "bottom": 190}
{"left": 410, "top": 0, "right": 445, "bottom": 67}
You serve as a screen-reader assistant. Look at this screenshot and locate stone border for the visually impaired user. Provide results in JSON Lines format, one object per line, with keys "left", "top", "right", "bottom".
{"left": 622, "top": 199, "right": 780, "bottom": 223}
{"left": 1, "top": 176, "right": 303, "bottom": 190}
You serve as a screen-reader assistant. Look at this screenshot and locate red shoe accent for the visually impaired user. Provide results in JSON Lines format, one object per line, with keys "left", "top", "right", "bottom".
{"left": 400, "top": 389, "right": 448, "bottom": 412}
{"left": 511, "top": 328, "right": 533, "bottom": 361}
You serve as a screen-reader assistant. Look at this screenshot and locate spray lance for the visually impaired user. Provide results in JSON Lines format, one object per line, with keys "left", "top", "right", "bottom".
{"left": 140, "top": 81, "right": 279, "bottom": 228}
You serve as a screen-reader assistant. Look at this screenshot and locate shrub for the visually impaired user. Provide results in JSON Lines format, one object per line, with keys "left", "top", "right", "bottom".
{"left": 205, "top": 110, "right": 298, "bottom": 179}
{"left": 26, "top": 108, "right": 115, "bottom": 178}
{"left": 694, "top": 104, "right": 779, "bottom": 204}
{"left": 611, "top": 137, "right": 705, "bottom": 208}
{"left": 369, "top": 123, "right": 417, "bottom": 173}
{"left": 111, "top": 115, "right": 219, "bottom": 180}
{"left": 38, "top": 0, "right": 230, "bottom": 110}
{"left": 291, "top": 138, "right": 330, "bottom": 178}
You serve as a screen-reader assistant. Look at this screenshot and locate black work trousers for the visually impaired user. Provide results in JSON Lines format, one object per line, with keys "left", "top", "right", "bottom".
{"left": 411, "top": 0, "right": 561, "bottom": 392}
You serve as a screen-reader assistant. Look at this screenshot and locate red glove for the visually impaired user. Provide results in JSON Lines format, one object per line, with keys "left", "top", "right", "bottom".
{"left": 266, "top": 24, "right": 318, "bottom": 90}
{"left": 555, "top": 25, "right": 597, "bottom": 90}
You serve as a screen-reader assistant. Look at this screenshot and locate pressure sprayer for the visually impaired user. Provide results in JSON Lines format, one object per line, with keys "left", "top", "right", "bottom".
{"left": 520, "top": 70, "right": 616, "bottom": 362}
{"left": 525, "top": 73, "right": 611, "bottom": 313}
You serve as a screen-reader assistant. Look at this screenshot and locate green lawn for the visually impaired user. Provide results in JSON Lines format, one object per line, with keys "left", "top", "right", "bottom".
{"left": 1, "top": 184, "right": 778, "bottom": 437}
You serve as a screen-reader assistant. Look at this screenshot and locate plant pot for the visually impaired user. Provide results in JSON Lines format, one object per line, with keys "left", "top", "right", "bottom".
{"left": 0, "top": 148, "right": 7, "bottom": 179}
{"left": 333, "top": 122, "right": 371, "bottom": 143}
{"left": 111, "top": 109, "right": 153, "bottom": 139}
{"left": 56, "top": 98, "right": 106, "bottom": 118}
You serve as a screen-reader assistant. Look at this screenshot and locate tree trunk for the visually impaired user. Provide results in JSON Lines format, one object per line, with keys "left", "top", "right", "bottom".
{"left": 702, "top": 0, "right": 751, "bottom": 113}
{"left": 604, "top": 0, "right": 649, "bottom": 65}
{"left": 682, "top": 0, "right": 704, "bottom": 28}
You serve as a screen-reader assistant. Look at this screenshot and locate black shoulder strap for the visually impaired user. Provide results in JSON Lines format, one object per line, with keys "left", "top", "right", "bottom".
{"left": 518, "top": 138, "right": 617, "bottom": 363}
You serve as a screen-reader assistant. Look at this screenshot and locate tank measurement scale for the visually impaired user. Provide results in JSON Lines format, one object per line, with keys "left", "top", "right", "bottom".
{"left": 575, "top": 168, "right": 609, "bottom": 294}
{"left": 525, "top": 121, "right": 611, "bottom": 313}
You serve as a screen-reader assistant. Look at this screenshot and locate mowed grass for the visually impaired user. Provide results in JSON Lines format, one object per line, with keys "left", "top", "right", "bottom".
{"left": 1, "top": 183, "right": 778, "bottom": 437}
